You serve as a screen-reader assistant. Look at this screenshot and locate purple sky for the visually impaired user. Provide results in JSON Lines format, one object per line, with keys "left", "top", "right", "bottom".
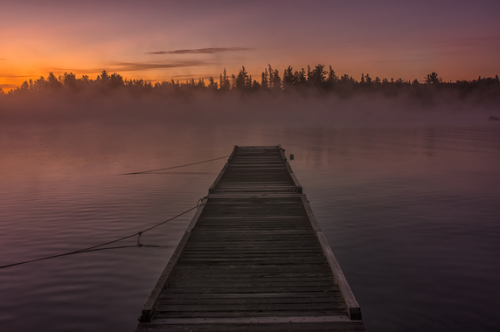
{"left": 1, "top": 0, "right": 499, "bottom": 88}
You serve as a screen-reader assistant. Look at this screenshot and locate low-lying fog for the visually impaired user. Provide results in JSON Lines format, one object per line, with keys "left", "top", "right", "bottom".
{"left": 1, "top": 90, "right": 499, "bottom": 128}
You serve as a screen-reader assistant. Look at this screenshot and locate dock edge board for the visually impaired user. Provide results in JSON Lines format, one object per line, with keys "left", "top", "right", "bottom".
{"left": 136, "top": 145, "right": 363, "bottom": 328}
{"left": 138, "top": 197, "right": 209, "bottom": 323}
{"left": 278, "top": 145, "right": 303, "bottom": 194}
{"left": 300, "top": 194, "right": 362, "bottom": 320}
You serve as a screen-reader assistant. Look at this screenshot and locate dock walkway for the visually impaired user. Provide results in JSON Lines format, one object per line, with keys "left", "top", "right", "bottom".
{"left": 137, "top": 146, "right": 365, "bottom": 331}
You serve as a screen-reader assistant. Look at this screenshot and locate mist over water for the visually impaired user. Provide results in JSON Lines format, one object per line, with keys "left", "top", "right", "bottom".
{"left": 1, "top": 88, "right": 499, "bottom": 127}
{"left": 1, "top": 94, "right": 500, "bottom": 331}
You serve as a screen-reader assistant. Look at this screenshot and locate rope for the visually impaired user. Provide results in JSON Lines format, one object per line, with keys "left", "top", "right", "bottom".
{"left": 1, "top": 148, "right": 284, "bottom": 269}
{"left": 121, "top": 150, "right": 276, "bottom": 175}
{"left": 122, "top": 156, "right": 230, "bottom": 175}
{"left": 0, "top": 191, "right": 281, "bottom": 270}
{"left": 0, "top": 203, "right": 204, "bottom": 270}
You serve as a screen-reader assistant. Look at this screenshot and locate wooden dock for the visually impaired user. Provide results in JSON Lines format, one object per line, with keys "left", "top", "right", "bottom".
{"left": 136, "top": 146, "right": 366, "bottom": 331}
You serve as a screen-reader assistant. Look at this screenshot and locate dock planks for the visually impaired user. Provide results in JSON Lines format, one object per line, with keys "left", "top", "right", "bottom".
{"left": 136, "top": 146, "right": 365, "bottom": 331}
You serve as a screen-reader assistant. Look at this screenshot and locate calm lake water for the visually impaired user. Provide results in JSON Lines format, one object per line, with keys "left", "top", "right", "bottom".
{"left": 1, "top": 122, "right": 499, "bottom": 331}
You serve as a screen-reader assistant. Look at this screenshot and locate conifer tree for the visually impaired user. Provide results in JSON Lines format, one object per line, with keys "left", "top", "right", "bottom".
{"left": 208, "top": 77, "right": 217, "bottom": 90}
{"left": 220, "top": 69, "right": 230, "bottom": 90}
{"left": 283, "top": 66, "right": 296, "bottom": 88}
{"left": 261, "top": 68, "right": 269, "bottom": 89}
{"left": 231, "top": 74, "right": 236, "bottom": 89}
{"left": 326, "top": 66, "right": 337, "bottom": 89}
{"left": 110, "top": 73, "right": 124, "bottom": 88}
{"left": 236, "top": 66, "right": 248, "bottom": 90}
{"left": 268, "top": 65, "right": 274, "bottom": 89}
{"left": 297, "top": 68, "right": 307, "bottom": 86}
{"left": 426, "top": 72, "right": 440, "bottom": 84}
{"left": 47, "top": 72, "right": 63, "bottom": 89}
{"left": 63, "top": 72, "right": 78, "bottom": 91}
{"left": 271, "top": 69, "right": 281, "bottom": 90}
{"left": 365, "top": 73, "right": 372, "bottom": 85}
{"left": 309, "top": 65, "right": 326, "bottom": 88}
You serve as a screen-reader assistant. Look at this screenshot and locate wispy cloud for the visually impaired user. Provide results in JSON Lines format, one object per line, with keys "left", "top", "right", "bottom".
{"left": 370, "top": 59, "right": 427, "bottom": 63}
{"left": 146, "top": 47, "right": 254, "bottom": 55}
{"left": 427, "top": 35, "right": 500, "bottom": 46}
{"left": 48, "top": 60, "right": 208, "bottom": 74}
{"left": 0, "top": 58, "right": 5, "bottom": 61}
{"left": 0, "top": 74, "right": 32, "bottom": 78}
{"left": 0, "top": 83, "right": 18, "bottom": 89}
{"left": 45, "top": 68, "right": 101, "bottom": 75}
{"left": 109, "top": 60, "right": 207, "bottom": 71}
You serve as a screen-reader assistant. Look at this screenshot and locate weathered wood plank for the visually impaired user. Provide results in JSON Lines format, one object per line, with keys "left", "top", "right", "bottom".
{"left": 157, "top": 297, "right": 344, "bottom": 305}
{"left": 164, "top": 286, "right": 339, "bottom": 294}
{"left": 183, "top": 244, "right": 323, "bottom": 250}
{"left": 159, "top": 291, "right": 342, "bottom": 300}
{"left": 169, "top": 272, "right": 333, "bottom": 278}
{"left": 301, "top": 195, "right": 362, "bottom": 320}
{"left": 139, "top": 232, "right": 190, "bottom": 322}
{"left": 155, "top": 302, "right": 346, "bottom": 312}
{"left": 181, "top": 250, "right": 325, "bottom": 255}
{"left": 139, "top": 199, "right": 208, "bottom": 322}
{"left": 138, "top": 322, "right": 366, "bottom": 332}
{"left": 153, "top": 309, "right": 346, "bottom": 319}
{"left": 167, "top": 279, "right": 336, "bottom": 287}
{"left": 285, "top": 160, "right": 303, "bottom": 193}
{"left": 172, "top": 264, "right": 335, "bottom": 272}
{"left": 138, "top": 321, "right": 366, "bottom": 332}
{"left": 227, "top": 145, "right": 238, "bottom": 161}
{"left": 185, "top": 197, "right": 209, "bottom": 233}
{"left": 177, "top": 258, "right": 327, "bottom": 264}
{"left": 208, "top": 162, "right": 228, "bottom": 194}
{"left": 136, "top": 145, "right": 364, "bottom": 331}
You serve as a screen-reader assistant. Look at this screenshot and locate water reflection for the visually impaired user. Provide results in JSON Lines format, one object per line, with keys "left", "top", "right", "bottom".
{"left": 0, "top": 123, "right": 499, "bottom": 331}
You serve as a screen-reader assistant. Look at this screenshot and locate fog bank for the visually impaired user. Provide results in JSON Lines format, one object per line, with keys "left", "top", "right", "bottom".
{"left": 1, "top": 89, "right": 499, "bottom": 128}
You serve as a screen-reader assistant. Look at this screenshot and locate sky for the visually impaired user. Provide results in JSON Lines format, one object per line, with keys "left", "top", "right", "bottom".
{"left": 1, "top": 0, "right": 500, "bottom": 90}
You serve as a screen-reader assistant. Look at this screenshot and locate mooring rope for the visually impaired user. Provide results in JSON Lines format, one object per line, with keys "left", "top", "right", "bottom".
{"left": 0, "top": 203, "right": 204, "bottom": 270}
{"left": 1, "top": 149, "right": 284, "bottom": 269}
{"left": 122, "top": 155, "right": 230, "bottom": 175}
{"left": 121, "top": 150, "right": 277, "bottom": 175}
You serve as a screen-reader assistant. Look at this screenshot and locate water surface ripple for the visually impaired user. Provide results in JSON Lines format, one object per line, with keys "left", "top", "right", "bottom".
{"left": 1, "top": 124, "right": 499, "bottom": 331}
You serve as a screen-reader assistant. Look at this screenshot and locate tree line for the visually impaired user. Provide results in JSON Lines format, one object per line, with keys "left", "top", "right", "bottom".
{"left": 2, "top": 65, "right": 500, "bottom": 99}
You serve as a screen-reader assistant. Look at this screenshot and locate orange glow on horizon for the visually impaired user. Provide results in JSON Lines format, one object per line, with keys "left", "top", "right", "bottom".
{"left": 1, "top": 2, "right": 499, "bottom": 91}
{"left": 3, "top": 58, "right": 499, "bottom": 92}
